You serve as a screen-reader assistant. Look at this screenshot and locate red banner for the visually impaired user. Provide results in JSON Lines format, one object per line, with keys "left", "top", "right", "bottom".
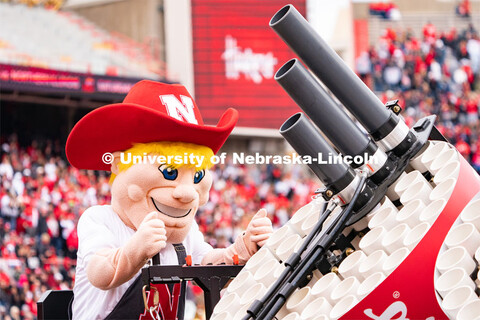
{"left": 191, "top": 0, "right": 306, "bottom": 129}
{"left": 354, "top": 19, "right": 369, "bottom": 59}
{"left": 0, "top": 64, "right": 152, "bottom": 97}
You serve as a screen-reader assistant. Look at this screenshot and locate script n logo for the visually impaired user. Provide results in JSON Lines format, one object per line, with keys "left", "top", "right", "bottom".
{"left": 364, "top": 301, "right": 434, "bottom": 320}
{"left": 364, "top": 301, "right": 410, "bottom": 320}
{"left": 160, "top": 94, "right": 198, "bottom": 124}
{"left": 138, "top": 283, "right": 181, "bottom": 320}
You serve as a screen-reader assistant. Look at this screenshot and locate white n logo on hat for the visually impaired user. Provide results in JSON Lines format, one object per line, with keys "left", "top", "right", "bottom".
{"left": 159, "top": 94, "right": 198, "bottom": 124}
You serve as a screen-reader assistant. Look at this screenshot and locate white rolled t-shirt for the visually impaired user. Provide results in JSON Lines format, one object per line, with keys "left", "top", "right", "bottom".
{"left": 72, "top": 205, "right": 213, "bottom": 320}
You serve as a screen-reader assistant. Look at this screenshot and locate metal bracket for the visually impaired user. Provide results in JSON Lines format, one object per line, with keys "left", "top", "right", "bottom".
{"left": 385, "top": 99, "right": 402, "bottom": 115}
{"left": 314, "top": 187, "right": 333, "bottom": 201}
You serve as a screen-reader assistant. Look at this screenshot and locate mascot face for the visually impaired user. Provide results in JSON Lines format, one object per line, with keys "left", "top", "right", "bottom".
{"left": 110, "top": 159, "right": 213, "bottom": 243}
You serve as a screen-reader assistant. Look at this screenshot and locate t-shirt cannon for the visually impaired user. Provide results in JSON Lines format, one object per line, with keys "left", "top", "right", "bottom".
{"left": 214, "top": 4, "right": 480, "bottom": 320}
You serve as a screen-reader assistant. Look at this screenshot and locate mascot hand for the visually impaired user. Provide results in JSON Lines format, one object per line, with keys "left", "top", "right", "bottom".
{"left": 132, "top": 211, "right": 167, "bottom": 260}
{"left": 243, "top": 209, "right": 273, "bottom": 253}
{"left": 87, "top": 212, "right": 167, "bottom": 290}
{"left": 201, "top": 209, "right": 273, "bottom": 265}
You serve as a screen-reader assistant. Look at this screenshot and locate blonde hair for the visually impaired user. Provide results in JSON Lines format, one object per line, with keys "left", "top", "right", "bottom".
{"left": 109, "top": 141, "right": 214, "bottom": 183}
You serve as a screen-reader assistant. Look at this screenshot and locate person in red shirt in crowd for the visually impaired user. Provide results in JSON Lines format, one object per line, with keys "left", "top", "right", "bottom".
{"left": 425, "top": 46, "right": 436, "bottom": 66}
{"left": 423, "top": 21, "right": 437, "bottom": 44}
{"left": 456, "top": 138, "right": 472, "bottom": 160}
{"left": 471, "top": 140, "right": 480, "bottom": 172}
{"left": 457, "top": 0, "right": 471, "bottom": 17}
{"left": 465, "top": 93, "right": 479, "bottom": 125}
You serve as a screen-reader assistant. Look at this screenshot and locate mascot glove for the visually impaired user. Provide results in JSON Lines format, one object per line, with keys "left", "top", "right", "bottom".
{"left": 242, "top": 209, "right": 273, "bottom": 256}
{"left": 201, "top": 209, "right": 273, "bottom": 266}
{"left": 124, "top": 211, "right": 167, "bottom": 263}
{"left": 86, "top": 212, "right": 167, "bottom": 290}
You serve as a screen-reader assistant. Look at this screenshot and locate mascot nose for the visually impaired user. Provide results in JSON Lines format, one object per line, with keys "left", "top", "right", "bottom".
{"left": 172, "top": 185, "right": 198, "bottom": 203}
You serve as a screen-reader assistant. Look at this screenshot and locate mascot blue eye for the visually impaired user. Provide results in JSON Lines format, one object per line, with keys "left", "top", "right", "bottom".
{"left": 159, "top": 165, "right": 178, "bottom": 180}
{"left": 194, "top": 170, "right": 205, "bottom": 184}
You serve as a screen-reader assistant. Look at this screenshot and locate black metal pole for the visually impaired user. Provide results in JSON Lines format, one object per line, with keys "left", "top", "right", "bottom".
{"left": 270, "top": 5, "right": 390, "bottom": 135}
{"left": 152, "top": 253, "right": 160, "bottom": 265}
{"left": 275, "top": 59, "right": 376, "bottom": 160}
{"left": 280, "top": 113, "right": 356, "bottom": 192}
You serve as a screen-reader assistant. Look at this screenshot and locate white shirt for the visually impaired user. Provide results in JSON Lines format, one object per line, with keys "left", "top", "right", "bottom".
{"left": 72, "top": 205, "right": 213, "bottom": 320}
{"left": 467, "top": 38, "right": 480, "bottom": 73}
{"left": 44, "top": 162, "right": 57, "bottom": 181}
{"left": 0, "top": 162, "right": 13, "bottom": 180}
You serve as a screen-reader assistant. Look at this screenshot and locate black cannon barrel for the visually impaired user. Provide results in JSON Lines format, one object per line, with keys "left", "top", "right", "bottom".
{"left": 280, "top": 113, "right": 356, "bottom": 193}
{"left": 270, "top": 5, "right": 390, "bottom": 135}
{"left": 275, "top": 59, "right": 375, "bottom": 159}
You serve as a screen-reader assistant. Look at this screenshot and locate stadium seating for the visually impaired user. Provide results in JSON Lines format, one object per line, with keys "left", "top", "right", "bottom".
{"left": 0, "top": 3, "right": 161, "bottom": 78}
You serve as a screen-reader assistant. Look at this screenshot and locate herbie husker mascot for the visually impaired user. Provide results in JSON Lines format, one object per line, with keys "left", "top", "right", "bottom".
{"left": 65, "top": 80, "right": 273, "bottom": 320}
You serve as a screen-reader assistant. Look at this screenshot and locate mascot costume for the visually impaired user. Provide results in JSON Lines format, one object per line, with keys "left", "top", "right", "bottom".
{"left": 65, "top": 80, "right": 273, "bottom": 319}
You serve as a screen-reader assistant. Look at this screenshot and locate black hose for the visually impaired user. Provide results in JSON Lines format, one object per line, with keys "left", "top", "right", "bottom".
{"left": 324, "top": 173, "right": 368, "bottom": 239}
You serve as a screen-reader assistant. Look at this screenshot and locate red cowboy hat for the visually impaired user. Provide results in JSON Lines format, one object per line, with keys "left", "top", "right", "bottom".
{"left": 66, "top": 80, "right": 238, "bottom": 171}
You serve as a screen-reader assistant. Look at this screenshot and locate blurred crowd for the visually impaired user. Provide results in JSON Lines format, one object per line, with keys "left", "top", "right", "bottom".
{"left": 1, "top": 21, "right": 480, "bottom": 320}
{"left": 356, "top": 22, "right": 480, "bottom": 172}
{"left": 0, "top": 137, "right": 111, "bottom": 319}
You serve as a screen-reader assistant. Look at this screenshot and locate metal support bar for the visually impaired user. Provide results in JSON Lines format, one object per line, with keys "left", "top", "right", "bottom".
{"left": 142, "top": 264, "right": 243, "bottom": 319}
{"left": 195, "top": 275, "right": 232, "bottom": 319}
{"left": 37, "top": 290, "right": 74, "bottom": 320}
